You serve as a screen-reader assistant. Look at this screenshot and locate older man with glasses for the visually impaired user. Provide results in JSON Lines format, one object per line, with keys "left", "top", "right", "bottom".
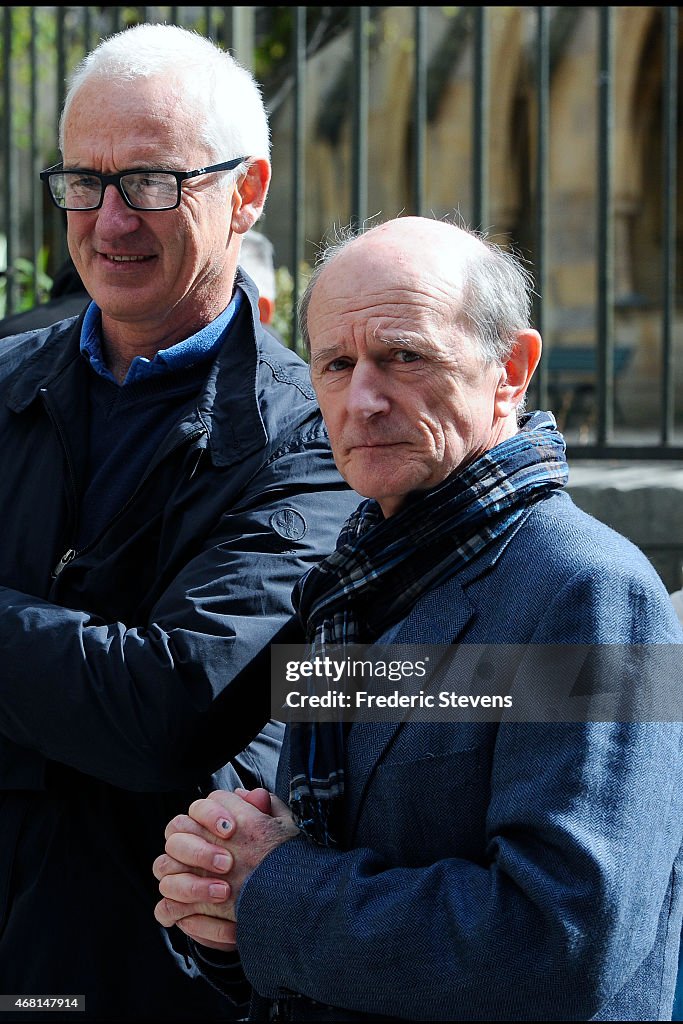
{"left": 0, "top": 22, "right": 356, "bottom": 1023}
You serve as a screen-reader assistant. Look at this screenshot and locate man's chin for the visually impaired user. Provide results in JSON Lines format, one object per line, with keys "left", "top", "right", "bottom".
{"left": 345, "top": 464, "right": 433, "bottom": 507}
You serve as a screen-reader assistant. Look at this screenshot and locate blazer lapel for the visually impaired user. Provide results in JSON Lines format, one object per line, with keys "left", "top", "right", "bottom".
{"left": 345, "top": 576, "right": 476, "bottom": 836}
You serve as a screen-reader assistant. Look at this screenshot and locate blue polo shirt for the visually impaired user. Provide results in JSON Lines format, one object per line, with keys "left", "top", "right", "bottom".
{"left": 80, "top": 290, "right": 242, "bottom": 384}
{"left": 76, "top": 291, "right": 243, "bottom": 547}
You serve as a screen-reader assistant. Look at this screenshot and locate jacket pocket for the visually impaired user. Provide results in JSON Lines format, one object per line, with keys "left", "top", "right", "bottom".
{"left": 358, "top": 730, "right": 494, "bottom": 866}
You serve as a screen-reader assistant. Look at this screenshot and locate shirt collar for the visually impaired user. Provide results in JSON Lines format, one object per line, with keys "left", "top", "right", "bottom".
{"left": 79, "top": 289, "right": 243, "bottom": 385}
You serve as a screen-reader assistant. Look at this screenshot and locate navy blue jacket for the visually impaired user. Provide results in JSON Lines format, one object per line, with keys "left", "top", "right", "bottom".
{"left": 0, "top": 272, "right": 358, "bottom": 1021}
{"left": 233, "top": 490, "right": 683, "bottom": 1021}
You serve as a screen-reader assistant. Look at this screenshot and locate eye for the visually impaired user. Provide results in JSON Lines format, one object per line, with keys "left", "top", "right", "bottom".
{"left": 74, "top": 174, "right": 99, "bottom": 188}
{"left": 324, "top": 357, "right": 353, "bottom": 373}
{"left": 395, "top": 349, "right": 422, "bottom": 363}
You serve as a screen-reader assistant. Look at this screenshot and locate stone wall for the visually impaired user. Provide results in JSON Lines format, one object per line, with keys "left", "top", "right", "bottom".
{"left": 567, "top": 462, "right": 683, "bottom": 592}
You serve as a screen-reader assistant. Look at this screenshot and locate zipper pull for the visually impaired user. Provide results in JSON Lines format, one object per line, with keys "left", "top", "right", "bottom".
{"left": 52, "top": 548, "right": 76, "bottom": 578}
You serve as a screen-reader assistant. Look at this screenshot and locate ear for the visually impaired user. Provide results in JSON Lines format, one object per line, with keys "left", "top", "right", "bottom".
{"left": 230, "top": 158, "right": 271, "bottom": 234}
{"left": 493, "top": 329, "right": 542, "bottom": 418}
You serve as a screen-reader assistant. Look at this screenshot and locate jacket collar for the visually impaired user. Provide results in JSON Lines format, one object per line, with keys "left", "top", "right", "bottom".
{"left": 195, "top": 271, "right": 268, "bottom": 468}
{"left": 6, "top": 314, "right": 85, "bottom": 414}
{"left": 5, "top": 270, "right": 270, "bottom": 471}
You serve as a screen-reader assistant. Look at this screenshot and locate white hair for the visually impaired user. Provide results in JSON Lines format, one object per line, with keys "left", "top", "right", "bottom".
{"left": 59, "top": 23, "right": 270, "bottom": 186}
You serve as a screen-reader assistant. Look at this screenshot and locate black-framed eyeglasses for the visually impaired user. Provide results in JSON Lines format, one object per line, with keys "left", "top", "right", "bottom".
{"left": 39, "top": 157, "right": 247, "bottom": 212}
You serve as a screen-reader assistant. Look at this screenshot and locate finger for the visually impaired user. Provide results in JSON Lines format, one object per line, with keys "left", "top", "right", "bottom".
{"left": 176, "top": 914, "right": 238, "bottom": 951}
{"left": 164, "top": 813, "right": 220, "bottom": 845}
{"left": 158, "top": 871, "right": 231, "bottom": 907}
{"left": 269, "top": 793, "right": 292, "bottom": 818}
{"left": 188, "top": 796, "right": 240, "bottom": 839}
{"left": 189, "top": 792, "right": 270, "bottom": 839}
{"left": 165, "top": 832, "right": 234, "bottom": 874}
{"left": 154, "top": 891, "right": 235, "bottom": 929}
{"left": 235, "top": 787, "right": 273, "bottom": 815}
{"left": 189, "top": 790, "right": 244, "bottom": 818}
{"left": 153, "top": 852, "right": 212, "bottom": 881}
{"left": 155, "top": 895, "right": 204, "bottom": 929}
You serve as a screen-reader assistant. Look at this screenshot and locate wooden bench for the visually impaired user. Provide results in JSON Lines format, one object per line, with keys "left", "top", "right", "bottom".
{"left": 545, "top": 344, "right": 633, "bottom": 434}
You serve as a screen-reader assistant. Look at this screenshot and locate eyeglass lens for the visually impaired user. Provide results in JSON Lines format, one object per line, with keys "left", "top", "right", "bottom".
{"left": 49, "top": 171, "right": 180, "bottom": 210}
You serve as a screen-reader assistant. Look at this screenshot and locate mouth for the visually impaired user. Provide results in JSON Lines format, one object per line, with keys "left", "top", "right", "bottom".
{"left": 101, "top": 253, "right": 155, "bottom": 263}
{"left": 349, "top": 441, "right": 405, "bottom": 451}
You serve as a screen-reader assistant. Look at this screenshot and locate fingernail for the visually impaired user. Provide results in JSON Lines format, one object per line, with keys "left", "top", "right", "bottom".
{"left": 209, "top": 883, "right": 228, "bottom": 900}
{"left": 218, "top": 818, "right": 233, "bottom": 833}
{"left": 213, "top": 854, "right": 231, "bottom": 872}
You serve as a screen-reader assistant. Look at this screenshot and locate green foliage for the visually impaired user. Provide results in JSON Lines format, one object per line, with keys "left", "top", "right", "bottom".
{"left": 272, "top": 261, "right": 312, "bottom": 360}
{"left": 254, "top": 7, "right": 295, "bottom": 85}
{"left": 252, "top": 7, "right": 350, "bottom": 112}
{"left": 0, "top": 251, "right": 53, "bottom": 318}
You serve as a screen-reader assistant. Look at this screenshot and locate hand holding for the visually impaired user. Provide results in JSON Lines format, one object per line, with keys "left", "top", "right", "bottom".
{"left": 182, "top": 788, "right": 298, "bottom": 903}
{"left": 153, "top": 788, "right": 297, "bottom": 952}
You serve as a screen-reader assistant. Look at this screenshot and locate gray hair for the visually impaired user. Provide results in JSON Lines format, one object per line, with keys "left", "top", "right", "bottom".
{"left": 299, "top": 220, "right": 535, "bottom": 366}
{"left": 59, "top": 23, "right": 270, "bottom": 190}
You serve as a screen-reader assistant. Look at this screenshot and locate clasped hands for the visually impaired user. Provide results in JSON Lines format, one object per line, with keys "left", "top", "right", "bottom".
{"left": 153, "top": 787, "right": 298, "bottom": 952}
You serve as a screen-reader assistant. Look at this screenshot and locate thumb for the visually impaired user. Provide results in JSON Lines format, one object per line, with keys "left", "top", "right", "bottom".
{"left": 234, "top": 787, "right": 273, "bottom": 815}
{"left": 269, "top": 793, "right": 293, "bottom": 819}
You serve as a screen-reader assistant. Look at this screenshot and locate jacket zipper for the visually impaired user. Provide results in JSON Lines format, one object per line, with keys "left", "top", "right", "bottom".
{"left": 40, "top": 387, "right": 82, "bottom": 579}
{"left": 41, "top": 385, "right": 208, "bottom": 579}
{"left": 53, "top": 548, "right": 77, "bottom": 578}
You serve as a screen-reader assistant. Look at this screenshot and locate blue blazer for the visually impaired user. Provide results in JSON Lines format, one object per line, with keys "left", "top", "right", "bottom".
{"left": 235, "top": 490, "right": 683, "bottom": 1021}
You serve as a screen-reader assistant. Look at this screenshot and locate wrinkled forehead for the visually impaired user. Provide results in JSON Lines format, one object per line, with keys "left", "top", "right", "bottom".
{"left": 308, "top": 239, "right": 466, "bottom": 346}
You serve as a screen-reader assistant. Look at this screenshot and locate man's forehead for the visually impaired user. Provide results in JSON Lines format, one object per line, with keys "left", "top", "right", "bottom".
{"left": 312, "top": 219, "right": 479, "bottom": 306}
{"left": 63, "top": 77, "right": 203, "bottom": 166}
{"left": 309, "top": 262, "right": 461, "bottom": 336}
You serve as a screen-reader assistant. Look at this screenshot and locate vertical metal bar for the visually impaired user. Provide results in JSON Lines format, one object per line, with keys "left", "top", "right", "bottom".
{"left": 30, "top": 7, "right": 41, "bottom": 303}
{"left": 472, "top": 6, "right": 489, "bottom": 232}
{"left": 351, "top": 6, "right": 369, "bottom": 230}
{"left": 83, "top": 7, "right": 94, "bottom": 53}
{"left": 596, "top": 7, "right": 614, "bottom": 444}
{"left": 205, "top": 7, "right": 214, "bottom": 38}
{"left": 3, "top": 7, "right": 17, "bottom": 315}
{"left": 111, "top": 8, "right": 123, "bottom": 34}
{"left": 231, "top": 8, "right": 255, "bottom": 71}
{"left": 412, "top": 6, "right": 426, "bottom": 217}
{"left": 291, "top": 6, "right": 306, "bottom": 354}
{"left": 56, "top": 7, "right": 67, "bottom": 116}
{"left": 170, "top": 7, "right": 180, "bottom": 27}
{"left": 534, "top": 6, "right": 549, "bottom": 411}
{"left": 660, "top": 6, "right": 677, "bottom": 446}
{"left": 223, "top": 8, "right": 234, "bottom": 53}
{"left": 55, "top": 6, "right": 69, "bottom": 268}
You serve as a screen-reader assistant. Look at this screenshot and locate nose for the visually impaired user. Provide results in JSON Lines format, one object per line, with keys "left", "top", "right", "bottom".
{"left": 346, "top": 360, "right": 391, "bottom": 419}
{"left": 94, "top": 183, "right": 142, "bottom": 238}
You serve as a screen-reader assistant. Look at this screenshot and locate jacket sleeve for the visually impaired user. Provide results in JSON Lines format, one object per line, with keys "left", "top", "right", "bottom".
{"left": 0, "top": 438, "right": 345, "bottom": 791}
{"left": 234, "top": 568, "right": 683, "bottom": 1021}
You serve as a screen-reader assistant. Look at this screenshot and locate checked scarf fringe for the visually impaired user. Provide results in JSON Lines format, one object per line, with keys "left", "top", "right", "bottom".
{"left": 288, "top": 410, "right": 569, "bottom": 846}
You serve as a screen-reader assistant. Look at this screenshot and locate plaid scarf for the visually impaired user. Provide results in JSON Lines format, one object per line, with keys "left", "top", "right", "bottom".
{"left": 289, "top": 410, "right": 568, "bottom": 846}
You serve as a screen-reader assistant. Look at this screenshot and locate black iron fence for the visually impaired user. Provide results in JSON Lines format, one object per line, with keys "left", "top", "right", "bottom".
{"left": 0, "top": 5, "right": 680, "bottom": 458}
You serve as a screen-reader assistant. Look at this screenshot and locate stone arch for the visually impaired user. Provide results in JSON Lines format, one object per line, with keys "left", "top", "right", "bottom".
{"left": 626, "top": 8, "right": 682, "bottom": 307}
